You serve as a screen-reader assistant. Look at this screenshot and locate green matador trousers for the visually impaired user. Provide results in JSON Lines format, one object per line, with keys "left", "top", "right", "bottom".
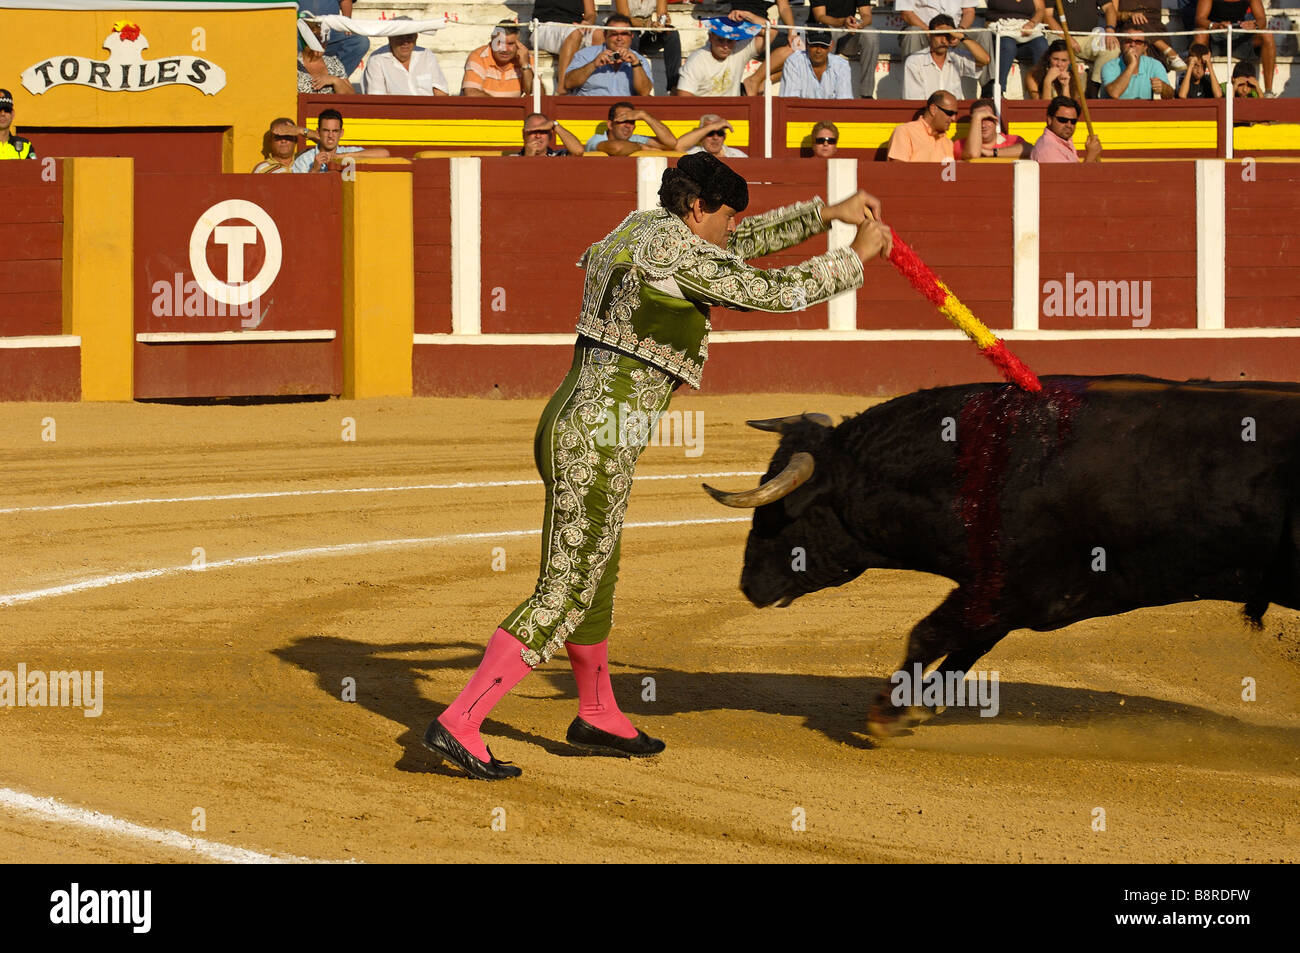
{"left": 500, "top": 343, "right": 676, "bottom": 668}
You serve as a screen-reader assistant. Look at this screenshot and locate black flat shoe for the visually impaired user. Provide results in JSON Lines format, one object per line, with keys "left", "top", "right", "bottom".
{"left": 422, "top": 721, "right": 522, "bottom": 780}
{"left": 566, "top": 717, "right": 665, "bottom": 757}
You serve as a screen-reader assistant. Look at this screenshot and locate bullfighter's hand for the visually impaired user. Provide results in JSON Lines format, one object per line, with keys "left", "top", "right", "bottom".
{"left": 851, "top": 219, "right": 892, "bottom": 263}
{"left": 825, "top": 189, "right": 883, "bottom": 226}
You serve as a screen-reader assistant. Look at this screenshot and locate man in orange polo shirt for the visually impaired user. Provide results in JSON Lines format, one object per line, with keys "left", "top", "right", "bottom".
{"left": 463, "top": 21, "right": 534, "bottom": 97}
{"left": 887, "top": 90, "right": 958, "bottom": 162}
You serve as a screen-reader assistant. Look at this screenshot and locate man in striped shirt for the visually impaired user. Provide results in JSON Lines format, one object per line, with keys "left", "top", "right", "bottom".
{"left": 463, "top": 21, "right": 535, "bottom": 97}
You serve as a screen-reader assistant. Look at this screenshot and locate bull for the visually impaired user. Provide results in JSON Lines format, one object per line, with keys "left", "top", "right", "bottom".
{"left": 704, "top": 375, "right": 1300, "bottom": 738}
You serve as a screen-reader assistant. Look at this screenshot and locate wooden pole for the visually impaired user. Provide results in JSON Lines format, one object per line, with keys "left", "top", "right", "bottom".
{"left": 1052, "top": 0, "right": 1096, "bottom": 138}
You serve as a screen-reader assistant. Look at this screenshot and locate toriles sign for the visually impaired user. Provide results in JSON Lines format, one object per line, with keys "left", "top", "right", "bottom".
{"left": 20, "top": 21, "right": 226, "bottom": 96}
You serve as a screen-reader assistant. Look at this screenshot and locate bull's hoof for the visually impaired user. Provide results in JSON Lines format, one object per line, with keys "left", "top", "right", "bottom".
{"left": 866, "top": 700, "right": 908, "bottom": 740}
{"left": 867, "top": 697, "right": 943, "bottom": 740}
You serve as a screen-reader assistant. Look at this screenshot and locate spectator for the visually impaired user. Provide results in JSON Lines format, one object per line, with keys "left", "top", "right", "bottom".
{"left": 901, "top": 14, "right": 989, "bottom": 100}
{"left": 1177, "top": 42, "right": 1222, "bottom": 97}
{"left": 894, "top": 0, "right": 983, "bottom": 59}
{"left": 1028, "top": 39, "right": 1087, "bottom": 99}
{"left": 615, "top": 0, "right": 682, "bottom": 93}
{"left": 1100, "top": 24, "right": 1174, "bottom": 98}
{"left": 298, "top": 19, "right": 354, "bottom": 94}
{"left": 983, "top": 0, "right": 1050, "bottom": 97}
{"left": 676, "top": 114, "right": 749, "bottom": 156}
{"left": 362, "top": 19, "right": 448, "bottom": 95}
{"left": 0, "top": 89, "right": 35, "bottom": 160}
{"left": 780, "top": 29, "right": 853, "bottom": 98}
{"left": 292, "top": 108, "right": 390, "bottom": 173}
{"left": 1030, "top": 95, "right": 1102, "bottom": 162}
{"left": 1226, "top": 59, "right": 1263, "bottom": 97}
{"left": 677, "top": 14, "right": 787, "bottom": 97}
{"left": 584, "top": 101, "right": 679, "bottom": 155}
{"left": 811, "top": 1, "right": 880, "bottom": 98}
{"left": 296, "top": 1, "right": 368, "bottom": 77}
{"left": 1195, "top": 0, "right": 1275, "bottom": 96}
{"left": 955, "top": 98, "right": 1030, "bottom": 158}
{"left": 253, "top": 117, "right": 299, "bottom": 172}
{"left": 514, "top": 113, "right": 585, "bottom": 155}
{"left": 463, "top": 21, "right": 534, "bottom": 97}
{"left": 564, "top": 14, "right": 653, "bottom": 95}
{"left": 1102, "top": 0, "right": 1186, "bottom": 70}
{"left": 809, "top": 119, "right": 840, "bottom": 157}
{"left": 887, "top": 90, "right": 958, "bottom": 161}
{"left": 533, "top": 0, "right": 597, "bottom": 88}
{"left": 1044, "top": 0, "right": 1119, "bottom": 95}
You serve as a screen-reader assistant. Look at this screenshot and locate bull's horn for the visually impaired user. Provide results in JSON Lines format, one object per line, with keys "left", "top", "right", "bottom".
{"left": 746, "top": 413, "right": 833, "bottom": 434}
{"left": 703, "top": 452, "right": 815, "bottom": 508}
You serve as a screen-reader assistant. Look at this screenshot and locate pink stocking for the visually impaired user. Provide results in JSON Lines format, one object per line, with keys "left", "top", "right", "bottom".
{"left": 566, "top": 640, "right": 637, "bottom": 739}
{"left": 438, "top": 628, "right": 533, "bottom": 761}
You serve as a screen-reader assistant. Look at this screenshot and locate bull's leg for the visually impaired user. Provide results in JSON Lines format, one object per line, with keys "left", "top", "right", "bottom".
{"left": 867, "top": 589, "right": 1004, "bottom": 739}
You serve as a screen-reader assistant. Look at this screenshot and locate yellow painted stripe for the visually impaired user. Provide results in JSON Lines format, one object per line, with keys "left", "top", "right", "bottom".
{"left": 560, "top": 119, "right": 751, "bottom": 147}
{"left": 309, "top": 117, "right": 750, "bottom": 148}
{"left": 786, "top": 122, "right": 897, "bottom": 150}
{"left": 1008, "top": 120, "right": 1218, "bottom": 150}
{"left": 1234, "top": 123, "right": 1300, "bottom": 151}
{"left": 785, "top": 120, "right": 1220, "bottom": 152}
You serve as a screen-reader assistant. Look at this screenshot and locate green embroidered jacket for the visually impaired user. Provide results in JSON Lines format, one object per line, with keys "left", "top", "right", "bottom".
{"left": 575, "top": 199, "right": 864, "bottom": 389}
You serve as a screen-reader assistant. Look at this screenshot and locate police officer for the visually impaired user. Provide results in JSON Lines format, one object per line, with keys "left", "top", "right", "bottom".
{"left": 0, "top": 90, "right": 36, "bottom": 160}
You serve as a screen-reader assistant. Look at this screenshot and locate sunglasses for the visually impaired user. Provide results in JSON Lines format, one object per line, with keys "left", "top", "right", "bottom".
{"left": 1054, "top": 116, "right": 1079, "bottom": 125}
{"left": 936, "top": 107, "right": 958, "bottom": 117}
{"left": 814, "top": 136, "right": 837, "bottom": 145}
{"left": 705, "top": 129, "right": 727, "bottom": 137}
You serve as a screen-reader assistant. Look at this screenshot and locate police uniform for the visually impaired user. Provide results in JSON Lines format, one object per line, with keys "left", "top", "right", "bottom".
{"left": 0, "top": 135, "right": 35, "bottom": 160}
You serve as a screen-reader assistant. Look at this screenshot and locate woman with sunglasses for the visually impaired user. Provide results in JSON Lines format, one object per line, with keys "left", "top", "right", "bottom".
{"left": 423, "top": 153, "right": 893, "bottom": 780}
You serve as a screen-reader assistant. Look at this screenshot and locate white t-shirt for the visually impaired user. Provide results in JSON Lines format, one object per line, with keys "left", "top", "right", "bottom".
{"left": 677, "top": 38, "right": 757, "bottom": 97}
{"left": 363, "top": 48, "right": 448, "bottom": 95}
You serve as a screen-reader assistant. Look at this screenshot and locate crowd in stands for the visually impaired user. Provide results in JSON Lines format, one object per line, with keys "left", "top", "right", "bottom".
{"left": 286, "top": 0, "right": 1288, "bottom": 100}
{"left": 223, "top": 0, "right": 1296, "bottom": 171}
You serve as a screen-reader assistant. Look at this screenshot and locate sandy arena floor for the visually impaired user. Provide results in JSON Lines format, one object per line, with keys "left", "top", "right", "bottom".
{"left": 0, "top": 393, "right": 1297, "bottom": 863}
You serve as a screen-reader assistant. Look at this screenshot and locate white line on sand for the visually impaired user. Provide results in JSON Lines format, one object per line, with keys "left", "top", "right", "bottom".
{"left": 0, "top": 516, "right": 751, "bottom": 607}
{"left": 0, "top": 787, "right": 340, "bottom": 864}
{"left": 0, "top": 471, "right": 765, "bottom": 517}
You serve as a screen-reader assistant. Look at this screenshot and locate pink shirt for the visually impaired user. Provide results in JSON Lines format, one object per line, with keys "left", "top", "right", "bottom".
{"left": 1030, "top": 129, "right": 1080, "bottom": 163}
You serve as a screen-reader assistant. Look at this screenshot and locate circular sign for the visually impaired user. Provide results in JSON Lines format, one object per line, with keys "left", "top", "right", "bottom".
{"left": 188, "top": 199, "right": 283, "bottom": 306}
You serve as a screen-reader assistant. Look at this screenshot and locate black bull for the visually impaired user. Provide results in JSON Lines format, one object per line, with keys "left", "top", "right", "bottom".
{"left": 705, "top": 375, "right": 1300, "bottom": 737}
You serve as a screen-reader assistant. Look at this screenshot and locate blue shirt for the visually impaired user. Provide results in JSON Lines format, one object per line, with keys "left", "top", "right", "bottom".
{"left": 292, "top": 144, "right": 364, "bottom": 173}
{"left": 564, "top": 44, "right": 653, "bottom": 96}
{"left": 779, "top": 52, "right": 853, "bottom": 100}
{"left": 584, "top": 132, "right": 653, "bottom": 151}
{"left": 1100, "top": 55, "right": 1168, "bottom": 99}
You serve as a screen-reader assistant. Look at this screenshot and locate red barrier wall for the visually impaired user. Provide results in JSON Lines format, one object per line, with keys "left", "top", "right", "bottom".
{"left": 413, "top": 158, "right": 452, "bottom": 335}
{"left": 133, "top": 173, "right": 343, "bottom": 398}
{"left": 1225, "top": 160, "right": 1300, "bottom": 328}
{"left": 479, "top": 158, "right": 634, "bottom": 334}
{"left": 1039, "top": 162, "right": 1197, "bottom": 330}
{"left": 25, "top": 128, "right": 226, "bottom": 173}
{"left": 856, "top": 160, "right": 1014, "bottom": 330}
{"left": 0, "top": 161, "right": 63, "bottom": 337}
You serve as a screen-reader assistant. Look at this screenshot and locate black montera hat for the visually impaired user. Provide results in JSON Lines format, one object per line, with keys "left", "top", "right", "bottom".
{"left": 0, "top": 89, "right": 14, "bottom": 109}
{"left": 675, "top": 151, "right": 748, "bottom": 212}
